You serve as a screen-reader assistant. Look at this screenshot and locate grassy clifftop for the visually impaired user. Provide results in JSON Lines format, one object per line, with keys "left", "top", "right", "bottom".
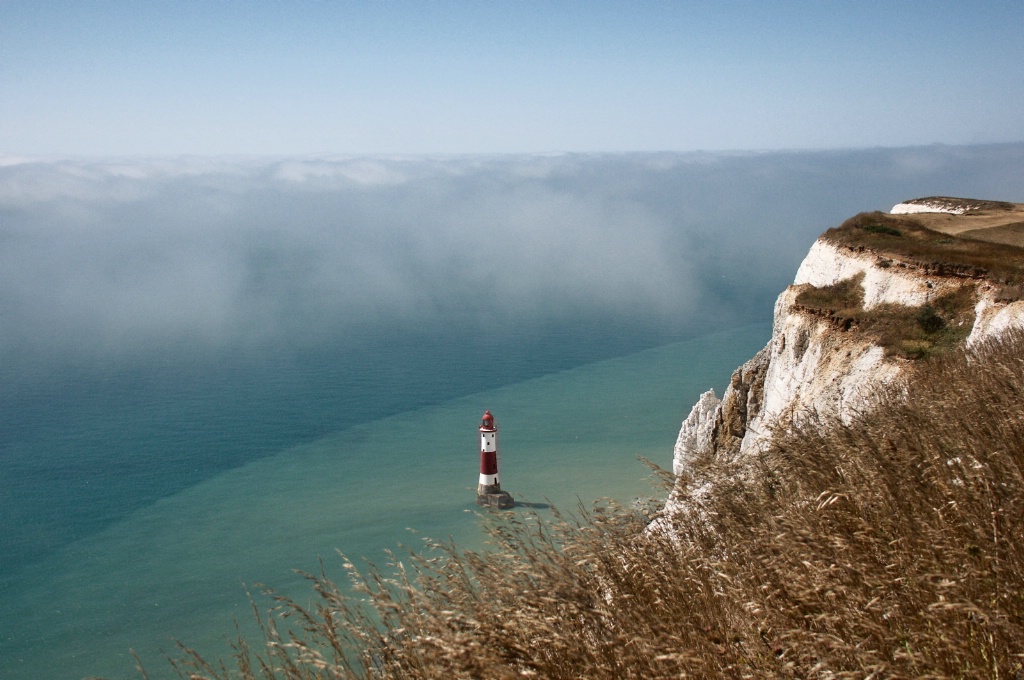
{"left": 822, "top": 201, "right": 1024, "bottom": 285}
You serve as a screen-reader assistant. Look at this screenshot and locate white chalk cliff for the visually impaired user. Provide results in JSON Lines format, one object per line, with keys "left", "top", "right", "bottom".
{"left": 670, "top": 198, "right": 1024, "bottom": 485}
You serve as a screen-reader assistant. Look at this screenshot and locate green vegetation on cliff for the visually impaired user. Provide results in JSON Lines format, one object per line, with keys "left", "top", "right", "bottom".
{"left": 794, "top": 271, "right": 976, "bottom": 359}
{"left": 161, "top": 331, "right": 1024, "bottom": 679}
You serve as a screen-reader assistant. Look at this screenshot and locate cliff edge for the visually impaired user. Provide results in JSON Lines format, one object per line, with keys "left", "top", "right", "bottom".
{"left": 670, "top": 198, "right": 1024, "bottom": 488}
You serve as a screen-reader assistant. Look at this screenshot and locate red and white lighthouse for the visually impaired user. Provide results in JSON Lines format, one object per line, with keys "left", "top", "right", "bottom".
{"left": 476, "top": 410, "right": 514, "bottom": 508}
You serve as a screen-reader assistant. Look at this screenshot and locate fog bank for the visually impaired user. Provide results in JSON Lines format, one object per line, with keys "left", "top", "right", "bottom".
{"left": 4, "top": 145, "right": 1022, "bottom": 378}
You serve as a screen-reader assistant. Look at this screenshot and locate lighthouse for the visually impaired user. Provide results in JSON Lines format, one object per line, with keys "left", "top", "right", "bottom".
{"left": 476, "top": 410, "right": 514, "bottom": 509}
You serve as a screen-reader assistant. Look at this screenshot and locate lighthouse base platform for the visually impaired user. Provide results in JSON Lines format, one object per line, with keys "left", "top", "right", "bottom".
{"left": 476, "top": 484, "right": 515, "bottom": 509}
{"left": 477, "top": 491, "right": 515, "bottom": 509}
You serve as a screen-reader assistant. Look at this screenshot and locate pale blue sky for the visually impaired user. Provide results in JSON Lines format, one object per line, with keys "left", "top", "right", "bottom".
{"left": 2, "top": 1, "right": 1022, "bottom": 156}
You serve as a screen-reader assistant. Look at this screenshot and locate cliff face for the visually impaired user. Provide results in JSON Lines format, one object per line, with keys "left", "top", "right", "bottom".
{"left": 672, "top": 198, "right": 1024, "bottom": 479}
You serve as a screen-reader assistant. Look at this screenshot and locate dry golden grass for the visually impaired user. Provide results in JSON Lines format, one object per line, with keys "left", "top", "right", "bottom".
{"left": 153, "top": 331, "right": 1024, "bottom": 680}
{"left": 898, "top": 199, "right": 1024, "bottom": 243}
{"left": 960, "top": 222, "right": 1024, "bottom": 248}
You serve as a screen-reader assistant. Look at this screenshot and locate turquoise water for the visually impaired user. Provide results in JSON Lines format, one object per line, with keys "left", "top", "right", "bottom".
{"left": 0, "top": 323, "right": 769, "bottom": 679}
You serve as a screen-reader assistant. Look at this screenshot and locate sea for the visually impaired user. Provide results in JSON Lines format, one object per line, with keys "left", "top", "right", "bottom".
{"left": 0, "top": 321, "right": 771, "bottom": 680}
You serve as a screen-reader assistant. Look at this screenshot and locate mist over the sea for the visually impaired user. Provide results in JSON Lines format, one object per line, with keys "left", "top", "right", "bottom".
{"left": 2, "top": 144, "right": 1023, "bottom": 569}
{"left": 7, "top": 146, "right": 1023, "bottom": 364}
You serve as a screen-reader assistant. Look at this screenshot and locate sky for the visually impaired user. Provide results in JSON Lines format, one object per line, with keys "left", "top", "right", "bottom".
{"left": 1, "top": 1, "right": 1022, "bottom": 156}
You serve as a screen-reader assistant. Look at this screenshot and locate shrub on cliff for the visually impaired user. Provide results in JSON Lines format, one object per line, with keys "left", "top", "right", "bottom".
{"left": 161, "top": 332, "right": 1024, "bottom": 679}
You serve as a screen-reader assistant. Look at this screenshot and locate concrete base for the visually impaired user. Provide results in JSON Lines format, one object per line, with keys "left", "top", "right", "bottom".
{"left": 476, "top": 490, "right": 515, "bottom": 509}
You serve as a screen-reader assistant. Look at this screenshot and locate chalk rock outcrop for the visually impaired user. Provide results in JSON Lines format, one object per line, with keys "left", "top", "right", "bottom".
{"left": 968, "top": 295, "right": 1024, "bottom": 346}
{"left": 671, "top": 198, "right": 1024, "bottom": 482}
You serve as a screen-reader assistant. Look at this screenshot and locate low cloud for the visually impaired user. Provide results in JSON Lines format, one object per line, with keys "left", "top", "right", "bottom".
{"left": 2, "top": 145, "right": 1023, "bottom": 377}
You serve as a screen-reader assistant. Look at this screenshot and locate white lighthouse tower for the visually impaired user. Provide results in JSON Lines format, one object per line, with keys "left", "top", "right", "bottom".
{"left": 476, "top": 410, "right": 514, "bottom": 509}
